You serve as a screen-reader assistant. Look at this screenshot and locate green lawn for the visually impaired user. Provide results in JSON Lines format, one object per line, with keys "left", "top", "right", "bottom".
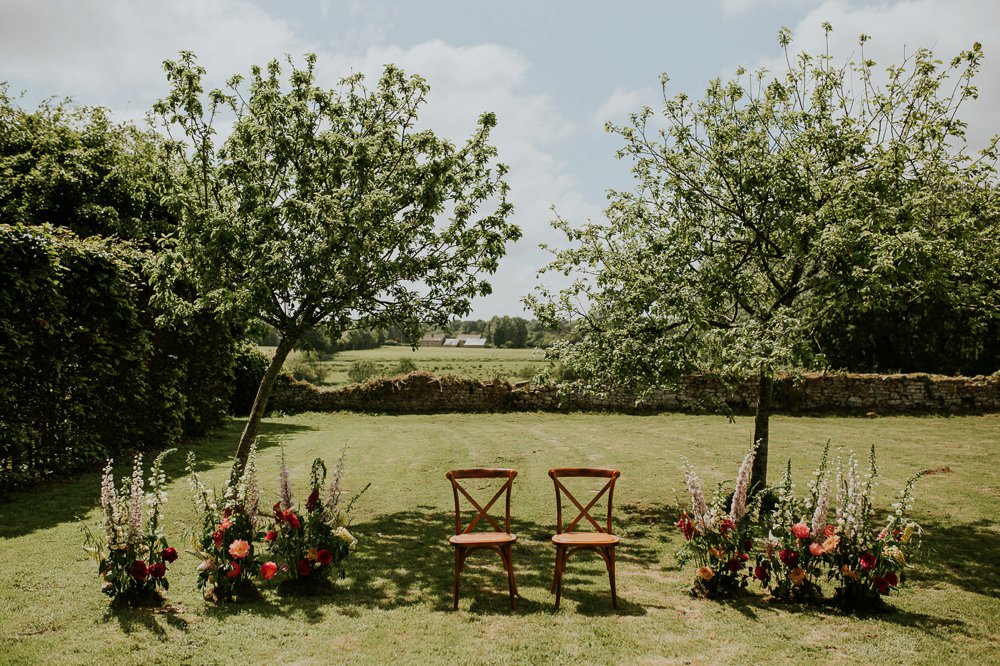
{"left": 271, "top": 345, "right": 550, "bottom": 385}
{"left": 2, "top": 413, "right": 999, "bottom": 664}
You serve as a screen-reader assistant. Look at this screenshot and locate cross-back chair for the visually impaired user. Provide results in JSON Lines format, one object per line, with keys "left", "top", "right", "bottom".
{"left": 445, "top": 468, "right": 518, "bottom": 610}
{"left": 548, "top": 467, "right": 621, "bottom": 609}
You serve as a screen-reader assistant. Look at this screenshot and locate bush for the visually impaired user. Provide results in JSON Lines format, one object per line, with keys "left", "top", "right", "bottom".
{"left": 391, "top": 358, "right": 418, "bottom": 375}
{"left": 230, "top": 343, "right": 269, "bottom": 416}
{"left": 347, "top": 360, "right": 380, "bottom": 384}
{"left": 286, "top": 351, "right": 327, "bottom": 385}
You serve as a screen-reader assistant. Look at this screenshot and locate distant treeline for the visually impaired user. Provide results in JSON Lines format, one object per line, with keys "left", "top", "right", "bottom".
{"left": 253, "top": 316, "right": 572, "bottom": 352}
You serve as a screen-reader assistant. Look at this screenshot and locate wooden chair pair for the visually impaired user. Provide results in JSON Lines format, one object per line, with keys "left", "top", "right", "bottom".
{"left": 445, "top": 467, "right": 621, "bottom": 610}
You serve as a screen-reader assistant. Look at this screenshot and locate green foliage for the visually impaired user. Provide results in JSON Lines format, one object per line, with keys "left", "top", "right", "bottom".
{"left": 229, "top": 343, "right": 269, "bottom": 416}
{"left": 485, "top": 315, "right": 529, "bottom": 348}
{"left": 0, "top": 85, "right": 182, "bottom": 245}
{"left": 529, "top": 28, "right": 1000, "bottom": 484}
{"left": 0, "top": 224, "right": 236, "bottom": 491}
{"left": 347, "top": 360, "right": 380, "bottom": 384}
{"left": 151, "top": 52, "right": 520, "bottom": 465}
{"left": 285, "top": 351, "right": 327, "bottom": 385}
{"left": 391, "top": 358, "right": 418, "bottom": 376}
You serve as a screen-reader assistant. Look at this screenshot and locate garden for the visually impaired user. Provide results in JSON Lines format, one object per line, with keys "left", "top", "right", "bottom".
{"left": 2, "top": 412, "right": 999, "bottom": 664}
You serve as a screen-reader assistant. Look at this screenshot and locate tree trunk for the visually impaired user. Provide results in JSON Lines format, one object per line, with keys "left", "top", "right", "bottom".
{"left": 231, "top": 334, "right": 296, "bottom": 481}
{"left": 750, "top": 369, "right": 773, "bottom": 491}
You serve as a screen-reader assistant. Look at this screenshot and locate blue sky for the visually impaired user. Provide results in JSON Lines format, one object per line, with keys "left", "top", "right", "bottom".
{"left": 2, "top": 0, "right": 997, "bottom": 318}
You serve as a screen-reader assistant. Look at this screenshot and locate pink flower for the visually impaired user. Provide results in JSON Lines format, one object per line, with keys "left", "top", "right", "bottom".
{"left": 198, "top": 559, "right": 214, "bottom": 572}
{"left": 809, "top": 542, "right": 825, "bottom": 557}
{"left": 129, "top": 560, "right": 148, "bottom": 580}
{"left": 212, "top": 530, "right": 224, "bottom": 548}
{"left": 161, "top": 547, "right": 178, "bottom": 563}
{"left": 296, "top": 559, "right": 312, "bottom": 577}
{"left": 226, "top": 563, "right": 241, "bottom": 579}
{"left": 228, "top": 539, "right": 251, "bottom": 559}
{"left": 791, "top": 522, "right": 810, "bottom": 540}
{"left": 261, "top": 561, "right": 278, "bottom": 581}
{"left": 148, "top": 562, "right": 166, "bottom": 579}
{"left": 859, "top": 553, "right": 877, "bottom": 571}
{"left": 264, "top": 530, "right": 277, "bottom": 543}
{"left": 317, "top": 549, "right": 334, "bottom": 566}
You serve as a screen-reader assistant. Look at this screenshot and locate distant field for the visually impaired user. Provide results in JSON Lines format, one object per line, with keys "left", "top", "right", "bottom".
{"left": 265, "top": 345, "right": 551, "bottom": 385}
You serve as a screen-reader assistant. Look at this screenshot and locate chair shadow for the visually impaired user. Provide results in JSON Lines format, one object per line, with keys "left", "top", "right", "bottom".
{"left": 305, "top": 507, "right": 648, "bottom": 616}
{"left": 0, "top": 419, "right": 312, "bottom": 539}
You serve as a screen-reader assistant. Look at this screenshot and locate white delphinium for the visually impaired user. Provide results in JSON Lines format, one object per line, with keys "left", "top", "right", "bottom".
{"left": 144, "top": 449, "right": 174, "bottom": 539}
{"left": 833, "top": 456, "right": 844, "bottom": 532}
{"left": 243, "top": 444, "right": 261, "bottom": 530}
{"left": 126, "top": 454, "right": 144, "bottom": 546}
{"left": 278, "top": 451, "right": 294, "bottom": 511}
{"left": 324, "top": 448, "right": 347, "bottom": 521}
{"left": 681, "top": 458, "right": 711, "bottom": 533}
{"left": 100, "top": 459, "right": 121, "bottom": 544}
{"left": 187, "top": 451, "right": 217, "bottom": 516}
{"left": 810, "top": 475, "right": 830, "bottom": 539}
{"left": 841, "top": 452, "right": 863, "bottom": 539}
{"left": 729, "top": 441, "right": 758, "bottom": 521}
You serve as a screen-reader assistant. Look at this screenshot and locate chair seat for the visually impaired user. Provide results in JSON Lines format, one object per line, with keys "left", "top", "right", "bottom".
{"left": 552, "top": 532, "right": 620, "bottom": 546}
{"left": 450, "top": 532, "right": 517, "bottom": 546}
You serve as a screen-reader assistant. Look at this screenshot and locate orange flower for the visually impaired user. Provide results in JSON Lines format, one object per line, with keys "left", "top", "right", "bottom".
{"left": 697, "top": 566, "right": 715, "bottom": 581}
{"left": 305, "top": 547, "right": 319, "bottom": 562}
{"left": 822, "top": 535, "right": 840, "bottom": 552}
{"left": 789, "top": 567, "right": 807, "bottom": 585}
{"left": 228, "top": 539, "right": 251, "bottom": 559}
{"left": 709, "top": 546, "right": 726, "bottom": 560}
{"left": 841, "top": 564, "right": 859, "bottom": 580}
{"left": 808, "top": 542, "right": 825, "bottom": 557}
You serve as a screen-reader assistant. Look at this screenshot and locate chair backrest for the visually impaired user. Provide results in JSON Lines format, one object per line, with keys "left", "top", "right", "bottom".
{"left": 549, "top": 468, "right": 621, "bottom": 535}
{"left": 446, "top": 468, "right": 517, "bottom": 535}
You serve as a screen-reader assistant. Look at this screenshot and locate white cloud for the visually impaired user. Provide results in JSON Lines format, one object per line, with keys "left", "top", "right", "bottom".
{"left": 592, "top": 85, "right": 661, "bottom": 129}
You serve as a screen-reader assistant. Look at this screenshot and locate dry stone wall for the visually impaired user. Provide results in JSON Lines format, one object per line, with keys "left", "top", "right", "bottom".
{"left": 267, "top": 370, "right": 1000, "bottom": 416}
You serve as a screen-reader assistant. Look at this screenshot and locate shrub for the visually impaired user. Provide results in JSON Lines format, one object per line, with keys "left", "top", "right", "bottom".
{"left": 229, "top": 343, "right": 269, "bottom": 416}
{"left": 347, "top": 360, "right": 380, "bottom": 384}
{"left": 286, "top": 351, "right": 327, "bottom": 385}
{"left": 391, "top": 358, "right": 418, "bottom": 375}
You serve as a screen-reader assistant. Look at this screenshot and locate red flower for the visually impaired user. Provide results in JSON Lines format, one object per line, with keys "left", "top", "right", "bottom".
{"left": 778, "top": 549, "right": 799, "bottom": 567}
{"left": 261, "top": 561, "right": 278, "bottom": 581}
{"left": 675, "top": 513, "right": 696, "bottom": 540}
{"left": 719, "top": 518, "right": 736, "bottom": 538}
{"left": 129, "top": 560, "right": 148, "bottom": 580}
{"left": 726, "top": 558, "right": 741, "bottom": 572}
{"left": 296, "top": 559, "right": 312, "bottom": 577}
{"left": 273, "top": 502, "right": 284, "bottom": 522}
{"left": 824, "top": 524, "right": 837, "bottom": 538}
{"left": 743, "top": 539, "right": 754, "bottom": 552}
{"left": 264, "top": 530, "right": 277, "bottom": 543}
{"left": 885, "top": 571, "right": 899, "bottom": 587}
{"left": 754, "top": 565, "right": 770, "bottom": 582}
{"left": 317, "top": 549, "right": 334, "bottom": 566}
{"left": 148, "top": 562, "right": 166, "bottom": 579}
{"left": 306, "top": 488, "right": 321, "bottom": 512}
{"left": 739, "top": 552, "right": 750, "bottom": 562}
{"left": 791, "top": 522, "right": 811, "bottom": 540}
{"left": 287, "top": 512, "right": 301, "bottom": 530}
{"left": 226, "top": 563, "right": 241, "bottom": 579}
{"left": 859, "top": 553, "right": 877, "bottom": 571}
{"left": 212, "top": 530, "right": 224, "bottom": 549}
{"left": 161, "top": 547, "right": 178, "bottom": 563}
{"left": 873, "top": 575, "right": 890, "bottom": 595}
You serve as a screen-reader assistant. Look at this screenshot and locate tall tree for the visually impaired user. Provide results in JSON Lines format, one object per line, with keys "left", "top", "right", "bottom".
{"left": 153, "top": 53, "right": 519, "bottom": 473}
{"left": 527, "top": 26, "right": 999, "bottom": 489}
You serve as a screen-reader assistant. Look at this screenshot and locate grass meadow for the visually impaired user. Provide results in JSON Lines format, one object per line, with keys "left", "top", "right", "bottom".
{"left": 271, "top": 345, "right": 550, "bottom": 385}
{"left": 1, "top": 411, "right": 999, "bottom": 664}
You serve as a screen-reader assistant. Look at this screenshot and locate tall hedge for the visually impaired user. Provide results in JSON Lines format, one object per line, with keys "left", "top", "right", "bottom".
{"left": 0, "top": 224, "right": 236, "bottom": 491}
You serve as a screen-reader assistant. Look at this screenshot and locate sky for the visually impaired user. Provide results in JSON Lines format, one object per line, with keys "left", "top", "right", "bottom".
{"left": 2, "top": 0, "right": 998, "bottom": 319}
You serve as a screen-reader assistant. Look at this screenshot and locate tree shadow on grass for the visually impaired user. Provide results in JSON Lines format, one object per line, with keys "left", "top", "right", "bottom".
{"left": 908, "top": 517, "right": 1000, "bottom": 598}
{"left": 104, "top": 603, "right": 193, "bottom": 637}
{"left": 0, "top": 419, "right": 312, "bottom": 538}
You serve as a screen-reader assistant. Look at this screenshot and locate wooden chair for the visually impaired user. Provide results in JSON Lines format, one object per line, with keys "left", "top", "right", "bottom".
{"left": 445, "top": 468, "right": 518, "bottom": 610}
{"left": 548, "top": 467, "right": 621, "bottom": 609}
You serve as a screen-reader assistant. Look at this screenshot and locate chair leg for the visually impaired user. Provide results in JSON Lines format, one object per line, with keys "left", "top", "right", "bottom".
{"left": 554, "top": 545, "right": 566, "bottom": 609}
{"left": 502, "top": 545, "right": 517, "bottom": 610}
{"left": 608, "top": 546, "right": 618, "bottom": 609}
{"left": 453, "top": 547, "right": 463, "bottom": 610}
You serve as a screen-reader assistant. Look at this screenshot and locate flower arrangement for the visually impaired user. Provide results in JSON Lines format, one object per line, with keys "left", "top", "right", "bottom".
{"left": 83, "top": 449, "right": 178, "bottom": 606}
{"left": 675, "top": 442, "right": 762, "bottom": 598}
{"left": 825, "top": 447, "right": 925, "bottom": 613}
{"left": 263, "top": 451, "right": 367, "bottom": 594}
{"left": 187, "top": 444, "right": 263, "bottom": 602}
{"left": 754, "top": 445, "right": 832, "bottom": 603}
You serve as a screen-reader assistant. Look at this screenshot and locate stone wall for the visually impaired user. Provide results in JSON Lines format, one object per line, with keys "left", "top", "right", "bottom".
{"left": 267, "top": 370, "right": 1000, "bottom": 416}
